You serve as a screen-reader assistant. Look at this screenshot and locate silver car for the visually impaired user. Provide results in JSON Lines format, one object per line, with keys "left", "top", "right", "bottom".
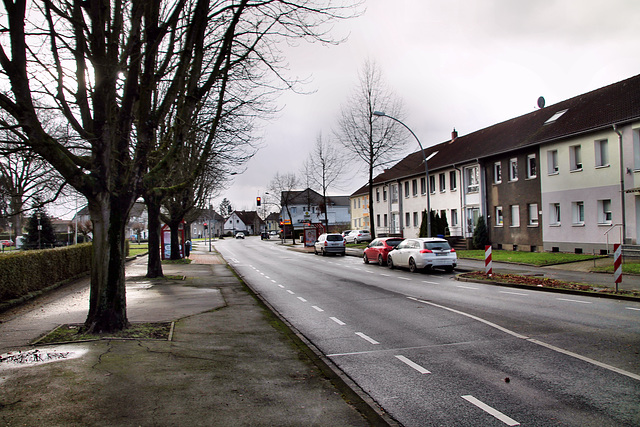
{"left": 314, "top": 233, "right": 346, "bottom": 256}
{"left": 345, "top": 229, "right": 372, "bottom": 244}
{"left": 387, "top": 238, "right": 457, "bottom": 272}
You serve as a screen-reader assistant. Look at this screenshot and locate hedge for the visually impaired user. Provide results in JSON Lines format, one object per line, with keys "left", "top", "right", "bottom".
{"left": 0, "top": 243, "right": 92, "bottom": 303}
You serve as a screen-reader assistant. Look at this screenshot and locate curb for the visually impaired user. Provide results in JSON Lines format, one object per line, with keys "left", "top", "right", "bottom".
{"left": 455, "top": 274, "right": 640, "bottom": 302}
{"left": 222, "top": 259, "right": 399, "bottom": 427}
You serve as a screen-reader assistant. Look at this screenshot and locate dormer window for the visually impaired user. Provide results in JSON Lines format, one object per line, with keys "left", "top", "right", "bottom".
{"left": 544, "top": 109, "right": 568, "bottom": 125}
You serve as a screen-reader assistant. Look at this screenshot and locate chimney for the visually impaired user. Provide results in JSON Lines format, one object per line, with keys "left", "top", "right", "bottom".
{"left": 450, "top": 128, "right": 458, "bottom": 142}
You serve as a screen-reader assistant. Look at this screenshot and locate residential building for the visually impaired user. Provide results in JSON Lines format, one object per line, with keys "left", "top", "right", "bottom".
{"left": 350, "top": 185, "right": 370, "bottom": 230}
{"left": 280, "top": 188, "right": 350, "bottom": 233}
{"left": 223, "top": 210, "right": 265, "bottom": 236}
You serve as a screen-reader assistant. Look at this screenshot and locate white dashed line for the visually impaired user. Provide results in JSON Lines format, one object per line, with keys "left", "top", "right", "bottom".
{"left": 626, "top": 307, "right": 640, "bottom": 311}
{"left": 556, "top": 298, "right": 592, "bottom": 304}
{"left": 398, "top": 277, "right": 412, "bottom": 281}
{"left": 422, "top": 280, "right": 438, "bottom": 285}
{"left": 271, "top": 280, "right": 277, "bottom": 283}
{"left": 297, "top": 297, "right": 307, "bottom": 303}
{"left": 462, "top": 395, "right": 520, "bottom": 426}
{"left": 395, "top": 355, "right": 431, "bottom": 374}
{"left": 500, "top": 291, "right": 529, "bottom": 296}
{"left": 278, "top": 285, "right": 285, "bottom": 288}
{"left": 312, "top": 306, "right": 324, "bottom": 312}
{"left": 457, "top": 285, "right": 478, "bottom": 290}
{"left": 355, "top": 332, "right": 380, "bottom": 345}
{"left": 330, "top": 317, "right": 346, "bottom": 326}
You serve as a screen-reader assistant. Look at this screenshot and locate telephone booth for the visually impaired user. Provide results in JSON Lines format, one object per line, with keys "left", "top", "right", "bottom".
{"left": 161, "top": 223, "right": 185, "bottom": 260}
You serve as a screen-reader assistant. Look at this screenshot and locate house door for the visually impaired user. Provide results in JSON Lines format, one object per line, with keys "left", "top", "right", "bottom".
{"left": 466, "top": 207, "right": 480, "bottom": 238}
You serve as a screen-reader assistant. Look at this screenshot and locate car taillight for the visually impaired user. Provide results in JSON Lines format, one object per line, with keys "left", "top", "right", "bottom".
{"left": 324, "top": 241, "right": 328, "bottom": 246}
{"left": 450, "top": 248, "right": 455, "bottom": 252}
{"left": 419, "top": 249, "right": 433, "bottom": 253}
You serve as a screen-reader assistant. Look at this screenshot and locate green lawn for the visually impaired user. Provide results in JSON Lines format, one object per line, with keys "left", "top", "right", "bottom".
{"left": 456, "top": 250, "right": 604, "bottom": 266}
{"left": 128, "top": 243, "right": 149, "bottom": 257}
{"left": 593, "top": 260, "right": 640, "bottom": 274}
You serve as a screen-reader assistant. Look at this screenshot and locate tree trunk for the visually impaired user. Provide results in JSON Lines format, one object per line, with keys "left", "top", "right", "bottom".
{"left": 145, "top": 196, "right": 163, "bottom": 278}
{"left": 169, "top": 219, "right": 183, "bottom": 260}
{"left": 84, "top": 196, "right": 133, "bottom": 333}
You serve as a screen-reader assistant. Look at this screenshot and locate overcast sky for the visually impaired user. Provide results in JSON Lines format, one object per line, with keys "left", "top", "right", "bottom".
{"left": 216, "top": 0, "right": 640, "bottom": 213}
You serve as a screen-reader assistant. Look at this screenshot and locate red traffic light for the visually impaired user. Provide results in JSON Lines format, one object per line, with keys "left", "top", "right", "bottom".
{"left": 256, "top": 196, "right": 261, "bottom": 206}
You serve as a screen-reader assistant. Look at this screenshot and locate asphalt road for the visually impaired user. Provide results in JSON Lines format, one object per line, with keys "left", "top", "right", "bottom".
{"left": 216, "top": 237, "right": 640, "bottom": 427}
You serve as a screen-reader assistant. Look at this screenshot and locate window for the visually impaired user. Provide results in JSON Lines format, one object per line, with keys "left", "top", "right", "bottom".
{"left": 383, "top": 214, "right": 388, "bottom": 227}
{"left": 527, "top": 154, "right": 537, "bottom": 178}
{"left": 439, "top": 173, "right": 446, "bottom": 192}
{"left": 598, "top": 199, "right": 612, "bottom": 224}
{"left": 595, "top": 139, "right": 609, "bottom": 167}
{"left": 383, "top": 187, "right": 387, "bottom": 202}
{"left": 376, "top": 214, "right": 380, "bottom": 227}
{"left": 465, "top": 166, "right": 479, "bottom": 193}
{"left": 376, "top": 189, "right": 380, "bottom": 203}
{"left": 528, "top": 203, "right": 538, "bottom": 226}
{"left": 510, "top": 205, "right": 520, "bottom": 227}
{"left": 495, "top": 206, "right": 503, "bottom": 226}
{"left": 429, "top": 175, "right": 436, "bottom": 194}
{"left": 544, "top": 109, "right": 568, "bottom": 124}
{"left": 291, "top": 207, "right": 297, "bottom": 214}
{"left": 494, "top": 162, "right": 502, "bottom": 184}
{"left": 450, "top": 171, "right": 457, "bottom": 191}
{"left": 634, "top": 129, "right": 640, "bottom": 170}
{"left": 550, "top": 203, "right": 561, "bottom": 225}
{"left": 572, "top": 201, "right": 585, "bottom": 225}
{"left": 548, "top": 149, "right": 559, "bottom": 174}
{"left": 570, "top": 145, "right": 582, "bottom": 171}
{"left": 413, "top": 212, "right": 418, "bottom": 227}
{"left": 404, "top": 181, "right": 410, "bottom": 198}
{"left": 420, "top": 177, "right": 426, "bottom": 194}
{"left": 509, "top": 158, "right": 518, "bottom": 181}
{"left": 405, "top": 212, "right": 410, "bottom": 227}
{"left": 391, "top": 184, "right": 398, "bottom": 203}
{"left": 451, "top": 209, "right": 458, "bottom": 226}
{"left": 412, "top": 179, "right": 418, "bottom": 196}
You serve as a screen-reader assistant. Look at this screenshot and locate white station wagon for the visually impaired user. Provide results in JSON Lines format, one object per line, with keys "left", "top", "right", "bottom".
{"left": 387, "top": 238, "right": 457, "bottom": 273}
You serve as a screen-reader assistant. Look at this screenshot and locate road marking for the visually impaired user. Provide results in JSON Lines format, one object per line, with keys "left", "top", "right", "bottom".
{"left": 462, "top": 395, "right": 519, "bottom": 426}
{"left": 297, "top": 297, "right": 307, "bottom": 303}
{"left": 457, "top": 285, "right": 478, "bottom": 290}
{"left": 422, "top": 280, "right": 438, "bottom": 285}
{"left": 626, "top": 307, "right": 640, "bottom": 311}
{"left": 395, "top": 355, "right": 431, "bottom": 374}
{"left": 556, "top": 298, "right": 592, "bottom": 304}
{"left": 271, "top": 280, "right": 277, "bottom": 283}
{"left": 398, "top": 277, "right": 412, "bottom": 281}
{"left": 265, "top": 275, "right": 270, "bottom": 279}
{"left": 286, "top": 290, "right": 295, "bottom": 295}
{"left": 380, "top": 274, "right": 391, "bottom": 277}
{"left": 278, "top": 285, "right": 285, "bottom": 288}
{"left": 408, "top": 296, "right": 640, "bottom": 382}
{"left": 355, "top": 332, "right": 380, "bottom": 345}
{"left": 330, "top": 317, "right": 346, "bottom": 326}
{"left": 312, "top": 306, "right": 324, "bottom": 312}
{"left": 500, "top": 291, "right": 529, "bottom": 296}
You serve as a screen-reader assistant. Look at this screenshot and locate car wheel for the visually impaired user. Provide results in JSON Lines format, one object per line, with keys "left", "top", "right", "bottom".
{"left": 321, "top": 248, "right": 326, "bottom": 256}
{"left": 444, "top": 266, "right": 454, "bottom": 273}
{"left": 314, "top": 247, "right": 318, "bottom": 255}
{"left": 409, "top": 258, "right": 418, "bottom": 273}
{"left": 378, "top": 255, "right": 384, "bottom": 266}
{"left": 363, "top": 253, "right": 369, "bottom": 264}
{"left": 387, "top": 256, "right": 394, "bottom": 269}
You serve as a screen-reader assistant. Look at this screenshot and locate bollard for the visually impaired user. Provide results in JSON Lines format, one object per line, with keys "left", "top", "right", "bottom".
{"left": 485, "top": 245, "right": 492, "bottom": 276}
{"left": 613, "top": 243, "right": 622, "bottom": 293}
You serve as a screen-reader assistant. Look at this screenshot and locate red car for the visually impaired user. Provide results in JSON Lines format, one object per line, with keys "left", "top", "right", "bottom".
{"left": 1, "top": 240, "right": 14, "bottom": 247}
{"left": 363, "top": 237, "right": 404, "bottom": 266}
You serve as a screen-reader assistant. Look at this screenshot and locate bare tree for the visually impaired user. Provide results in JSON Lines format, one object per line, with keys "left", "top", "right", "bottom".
{"left": 335, "top": 60, "right": 407, "bottom": 239}
{"left": 0, "top": 0, "right": 360, "bottom": 332}
{"left": 302, "top": 133, "right": 346, "bottom": 229}
{"left": 268, "top": 172, "right": 300, "bottom": 243}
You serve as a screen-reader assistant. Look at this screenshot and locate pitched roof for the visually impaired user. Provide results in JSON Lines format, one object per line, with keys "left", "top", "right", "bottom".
{"left": 234, "top": 210, "right": 264, "bottom": 226}
{"left": 283, "top": 188, "right": 350, "bottom": 207}
{"left": 372, "top": 73, "right": 640, "bottom": 183}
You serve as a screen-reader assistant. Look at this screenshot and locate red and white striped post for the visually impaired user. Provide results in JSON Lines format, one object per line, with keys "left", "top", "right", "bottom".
{"left": 613, "top": 243, "right": 622, "bottom": 292}
{"left": 485, "top": 245, "right": 492, "bottom": 276}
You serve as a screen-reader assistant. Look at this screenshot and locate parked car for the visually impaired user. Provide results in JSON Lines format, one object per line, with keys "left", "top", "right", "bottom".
{"left": 341, "top": 230, "right": 352, "bottom": 238}
{"left": 363, "top": 237, "right": 404, "bottom": 265}
{"left": 314, "top": 233, "right": 346, "bottom": 256}
{"left": 260, "top": 232, "right": 270, "bottom": 240}
{"left": 235, "top": 232, "right": 245, "bottom": 239}
{"left": 1, "top": 239, "right": 14, "bottom": 247}
{"left": 345, "top": 229, "right": 372, "bottom": 244}
{"left": 269, "top": 230, "right": 277, "bottom": 237}
{"left": 387, "top": 237, "right": 456, "bottom": 272}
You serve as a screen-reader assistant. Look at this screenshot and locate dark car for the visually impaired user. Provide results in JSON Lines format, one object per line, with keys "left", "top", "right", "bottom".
{"left": 260, "top": 232, "right": 270, "bottom": 240}
{"left": 363, "top": 237, "right": 404, "bottom": 265}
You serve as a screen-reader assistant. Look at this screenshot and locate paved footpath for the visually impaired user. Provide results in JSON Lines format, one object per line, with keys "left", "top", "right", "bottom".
{"left": 0, "top": 244, "right": 389, "bottom": 426}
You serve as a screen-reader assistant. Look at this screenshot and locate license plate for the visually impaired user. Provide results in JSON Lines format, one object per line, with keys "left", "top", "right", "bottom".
{"left": 435, "top": 252, "right": 447, "bottom": 256}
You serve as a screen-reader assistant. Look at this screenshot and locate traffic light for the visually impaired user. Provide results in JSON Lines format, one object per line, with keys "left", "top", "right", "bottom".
{"left": 256, "top": 196, "right": 261, "bottom": 206}
{"left": 203, "top": 223, "right": 208, "bottom": 230}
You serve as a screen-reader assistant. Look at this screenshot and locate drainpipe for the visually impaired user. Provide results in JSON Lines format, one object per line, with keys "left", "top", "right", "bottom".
{"left": 454, "top": 164, "right": 465, "bottom": 240}
{"left": 613, "top": 124, "right": 626, "bottom": 244}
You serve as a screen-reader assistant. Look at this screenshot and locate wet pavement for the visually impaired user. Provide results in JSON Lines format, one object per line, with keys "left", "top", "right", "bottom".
{"left": 0, "top": 244, "right": 384, "bottom": 426}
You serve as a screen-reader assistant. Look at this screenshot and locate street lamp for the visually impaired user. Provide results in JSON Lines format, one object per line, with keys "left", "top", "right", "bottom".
{"left": 373, "top": 111, "right": 431, "bottom": 237}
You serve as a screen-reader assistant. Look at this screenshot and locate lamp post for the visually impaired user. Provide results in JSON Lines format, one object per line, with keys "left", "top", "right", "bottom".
{"left": 373, "top": 111, "right": 431, "bottom": 237}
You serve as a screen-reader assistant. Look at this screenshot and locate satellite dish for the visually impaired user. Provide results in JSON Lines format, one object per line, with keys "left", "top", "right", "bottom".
{"left": 537, "top": 96, "right": 545, "bottom": 109}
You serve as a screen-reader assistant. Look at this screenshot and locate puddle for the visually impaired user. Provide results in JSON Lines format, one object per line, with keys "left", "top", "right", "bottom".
{"left": 0, "top": 346, "right": 88, "bottom": 369}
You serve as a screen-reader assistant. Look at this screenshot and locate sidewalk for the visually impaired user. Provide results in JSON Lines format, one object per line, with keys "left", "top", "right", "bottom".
{"left": 0, "top": 243, "right": 389, "bottom": 426}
